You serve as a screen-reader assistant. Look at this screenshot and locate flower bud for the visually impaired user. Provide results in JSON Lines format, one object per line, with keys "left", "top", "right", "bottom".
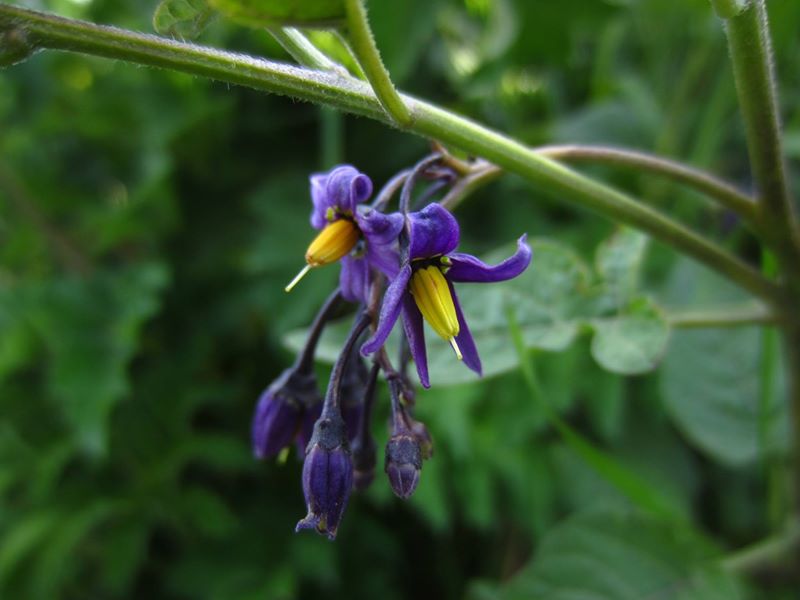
{"left": 410, "top": 418, "right": 434, "bottom": 460}
{"left": 295, "top": 415, "right": 353, "bottom": 540}
{"left": 385, "top": 433, "right": 422, "bottom": 499}
{"left": 251, "top": 367, "right": 319, "bottom": 460}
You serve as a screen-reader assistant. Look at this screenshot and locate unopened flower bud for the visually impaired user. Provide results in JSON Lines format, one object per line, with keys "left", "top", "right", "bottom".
{"left": 410, "top": 419, "right": 434, "bottom": 460}
{"left": 295, "top": 415, "right": 353, "bottom": 540}
{"left": 385, "top": 433, "right": 422, "bottom": 499}
{"left": 252, "top": 367, "right": 319, "bottom": 459}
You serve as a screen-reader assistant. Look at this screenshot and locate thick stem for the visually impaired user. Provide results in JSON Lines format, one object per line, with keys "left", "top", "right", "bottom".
{"left": 343, "top": 0, "right": 411, "bottom": 127}
{"left": 0, "top": 4, "right": 784, "bottom": 305}
{"left": 722, "top": 1, "right": 800, "bottom": 281}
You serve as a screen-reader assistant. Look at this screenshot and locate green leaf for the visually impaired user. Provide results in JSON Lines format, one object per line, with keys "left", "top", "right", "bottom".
{"left": 595, "top": 228, "right": 648, "bottom": 303}
{"left": 209, "top": 0, "right": 345, "bottom": 27}
{"left": 660, "top": 326, "right": 789, "bottom": 467}
{"left": 659, "top": 258, "right": 789, "bottom": 466}
{"left": 153, "top": 0, "right": 216, "bottom": 39}
{"left": 495, "top": 511, "right": 743, "bottom": 600}
{"left": 590, "top": 296, "right": 670, "bottom": 375}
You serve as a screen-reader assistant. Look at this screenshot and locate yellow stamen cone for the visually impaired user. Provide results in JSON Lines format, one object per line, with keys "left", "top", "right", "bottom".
{"left": 285, "top": 219, "right": 359, "bottom": 293}
{"left": 409, "top": 265, "right": 461, "bottom": 359}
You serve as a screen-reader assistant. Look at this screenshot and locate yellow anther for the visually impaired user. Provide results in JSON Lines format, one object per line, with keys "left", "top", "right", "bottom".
{"left": 409, "top": 265, "right": 461, "bottom": 359}
{"left": 285, "top": 219, "right": 360, "bottom": 293}
{"left": 306, "top": 219, "right": 359, "bottom": 266}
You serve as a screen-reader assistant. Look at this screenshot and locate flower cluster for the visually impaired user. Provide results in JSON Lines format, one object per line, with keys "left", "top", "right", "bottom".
{"left": 252, "top": 158, "right": 531, "bottom": 539}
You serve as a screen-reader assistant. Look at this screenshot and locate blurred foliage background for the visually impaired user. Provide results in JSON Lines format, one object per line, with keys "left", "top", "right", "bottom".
{"left": 1, "top": 0, "right": 800, "bottom": 598}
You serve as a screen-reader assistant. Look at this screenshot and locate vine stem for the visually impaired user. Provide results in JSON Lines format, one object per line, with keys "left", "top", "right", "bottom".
{"left": 343, "top": 0, "right": 412, "bottom": 127}
{"left": 0, "top": 4, "right": 784, "bottom": 306}
{"left": 267, "top": 27, "right": 348, "bottom": 75}
{"left": 720, "top": 1, "right": 800, "bottom": 282}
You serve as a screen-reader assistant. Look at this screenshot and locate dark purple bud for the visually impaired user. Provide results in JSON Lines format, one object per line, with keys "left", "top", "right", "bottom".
{"left": 295, "top": 415, "right": 353, "bottom": 540}
{"left": 385, "top": 433, "right": 422, "bottom": 499}
{"left": 252, "top": 367, "right": 320, "bottom": 459}
{"left": 350, "top": 433, "right": 376, "bottom": 491}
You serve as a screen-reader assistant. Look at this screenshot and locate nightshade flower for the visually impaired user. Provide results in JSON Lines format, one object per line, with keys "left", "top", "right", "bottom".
{"left": 285, "top": 165, "right": 404, "bottom": 303}
{"left": 361, "top": 203, "right": 532, "bottom": 388}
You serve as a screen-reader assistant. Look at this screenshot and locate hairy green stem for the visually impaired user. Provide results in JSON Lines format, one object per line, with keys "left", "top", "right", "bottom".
{"left": 709, "top": 0, "right": 749, "bottom": 20}
{"left": 722, "top": 1, "right": 800, "bottom": 281}
{"left": 343, "top": 0, "right": 412, "bottom": 127}
{"left": 0, "top": 4, "right": 784, "bottom": 306}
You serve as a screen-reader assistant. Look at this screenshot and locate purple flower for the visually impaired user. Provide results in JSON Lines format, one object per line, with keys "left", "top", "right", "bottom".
{"left": 361, "top": 203, "right": 532, "bottom": 388}
{"left": 252, "top": 367, "right": 320, "bottom": 459}
{"left": 295, "top": 415, "right": 353, "bottom": 540}
{"left": 286, "top": 165, "right": 404, "bottom": 303}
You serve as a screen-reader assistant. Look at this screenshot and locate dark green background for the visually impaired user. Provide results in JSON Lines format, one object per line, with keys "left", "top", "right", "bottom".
{"left": 1, "top": 0, "right": 799, "bottom": 598}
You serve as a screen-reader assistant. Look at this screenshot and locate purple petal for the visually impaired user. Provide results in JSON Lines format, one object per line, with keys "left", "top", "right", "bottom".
{"left": 447, "top": 235, "right": 532, "bottom": 283}
{"left": 401, "top": 295, "right": 429, "bottom": 388}
{"left": 361, "top": 264, "right": 411, "bottom": 356}
{"left": 366, "top": 245, "right": 400, "bottom": 279}
{"left": 355, "top": 208, "right": 404, "bottom": 246}
{"left": 339, "top": 256, "right": 370, "bottom": 303}
{"left": 449, "top": 280, "right": 482, "bottom": 376}
{"left": 407, "top": 203, "right": 460, "bottom": 259}
{"left": 309, "top": 165, "right": 373, "bottom": 229}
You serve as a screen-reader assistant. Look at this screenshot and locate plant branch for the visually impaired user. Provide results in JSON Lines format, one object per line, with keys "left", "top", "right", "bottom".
{"left": 667, "top": 304, "right": 779, "bottom": 328}
{"left": 721, "top": 1, "right": 800, "bottom": 280}
{"left": 721, "top": 518, "right": 800, "bottom": 573}
{"left": 342, "top": 0, "right": 412, "bottom": 127}
{"left": 267, "top": 27, "right": 348, "bottom": 75}
{"left": 537, "top": 145, "right": 759, "bottom": 226}
{"left": 0, "top": 4, "right": 784, "bottom": 305}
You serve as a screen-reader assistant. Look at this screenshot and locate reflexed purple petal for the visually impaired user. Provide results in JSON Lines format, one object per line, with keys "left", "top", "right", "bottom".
{"left": 355, "top": 207, "right": 404, "bottom": 246}
{"left": 339, "top": 256, "right": 370, "bottom": 303}
{"left": 407, "top": 203, "right": 460, "bottom": 259}
{"left": 401, "top": 295, "right": 429, "bottom": 389}
{"left": 447, "top": 235, "right": 532, "bottom": 283}
{"left": 310, "top": 174, "right": 331, "bottom": 229}
{"left": 449, "top": 280, "right": 482, "bottom": 376}
{"left": 309, "top": 165, "right": 373, "bottom": 229}
{"left": 361, "top": 264, "right": 411, "bottom": 356}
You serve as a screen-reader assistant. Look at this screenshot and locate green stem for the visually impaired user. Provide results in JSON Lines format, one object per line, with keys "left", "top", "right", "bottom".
{"left": 667, "top": 305, "right": 778, "bottom": 328}
{"left": 343, "top": 0, "right": 411, "bottom": 127}
{"left": 721, "top": 518, "right": 800, "bottom": 573}
{"left": 709, "top": 0, "right": 749, "bottom": 19}
{"left": 0, "top": 4, "right": 784, "bottom": 305}
{"left": 722, "top": 1, "right": 800, "bottom": 281}
{"left": 537, "top": 145, "right": 759, "bottom": 227}
{"left": 267, "top": 27, "right": 348, "bottom": 75}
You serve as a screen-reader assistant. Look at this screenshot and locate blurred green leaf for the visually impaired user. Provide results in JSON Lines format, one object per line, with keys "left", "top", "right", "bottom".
{"left": 493, "top": 511, "right": 743, "bottom": 600}
{"left": 153, "top": 0, "right": 216, "bottom": 39}
{"left": 209, "top": 0, "right": 345, "bottom": 27}
{"left": 590, "top": 296, "right": 669, "bottom": 375}
{"left": 659, "top": 258, "right": 789, "bottom": 466}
